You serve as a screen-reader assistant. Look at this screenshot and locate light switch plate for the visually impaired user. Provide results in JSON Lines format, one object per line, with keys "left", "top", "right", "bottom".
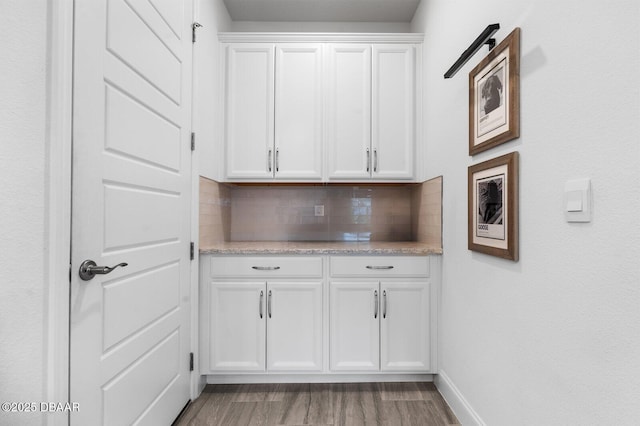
{"left": 314, "top": 205, "right": 324, "bottom": 217}
{"left": 564, "top": 178, "right": 591, "bottom": 222}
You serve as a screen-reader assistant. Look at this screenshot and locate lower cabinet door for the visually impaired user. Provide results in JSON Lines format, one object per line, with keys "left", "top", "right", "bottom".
{"left": 380, "top": 281, "right": 430, "bottom": 371}
{"left": 266, "top": 281, "right": 323, "bottom": 371}
{"left": 210, "top": 282, "right": 266, "bottom": 372}
{"left": 330, "top": 281, "right": 380, "bottom": 371}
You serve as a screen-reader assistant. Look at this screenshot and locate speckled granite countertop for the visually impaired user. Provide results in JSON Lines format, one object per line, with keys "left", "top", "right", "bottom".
{"left": 199, "top": 241, "right": 442, "bottom": 255}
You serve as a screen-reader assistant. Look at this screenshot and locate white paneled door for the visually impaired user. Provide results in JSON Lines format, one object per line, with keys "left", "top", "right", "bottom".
{"left": 70, "top": 0, "right": 193, "bottom": 424}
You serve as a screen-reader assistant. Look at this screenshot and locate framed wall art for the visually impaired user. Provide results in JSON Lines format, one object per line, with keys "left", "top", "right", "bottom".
{"left": 469, "top": 27, "right": 520, "bottom": 156}
{"left": 468, "top": 152, "right": 519, "bottom": 261}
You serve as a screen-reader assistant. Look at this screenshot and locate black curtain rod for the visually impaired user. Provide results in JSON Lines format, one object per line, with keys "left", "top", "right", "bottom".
{"left": 444, "top": 23, "right": 500, "bottom": 79}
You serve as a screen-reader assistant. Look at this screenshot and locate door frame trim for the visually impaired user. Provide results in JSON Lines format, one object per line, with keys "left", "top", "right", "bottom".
{"left": 46, "top": 1, "right": 73, "bottom": 425}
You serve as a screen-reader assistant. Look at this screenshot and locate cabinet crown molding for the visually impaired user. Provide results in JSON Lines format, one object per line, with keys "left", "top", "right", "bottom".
{"left": 218, "top": 32, "right": 424, "bottom": 43}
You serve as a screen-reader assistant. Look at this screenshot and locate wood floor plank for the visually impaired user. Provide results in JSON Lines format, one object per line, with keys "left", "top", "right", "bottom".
{"left": 377, "top": 382, "right": 424, "bottom": 401}
{"left": 176, "top": 382, "right": 459, "bottom": 426}
{"left": 333, "top": 383, "right": 385, "bottom": 426}
{"left": 218, "top": 401, "right": 282, "bottom": 426}
{"left": 232, "top": 383, "right": 286, "bottom": 402}
{"left": 183, "top": 385, "right": 238, "bottom": 426}
{"left": 278, "top": 383, "right": 334, "bottom": 425}
{"left": 173, "top": 393, "right": 211, "bottom": 425}
{"left": 416, "top": 382, "right": 460, "bottom": 425}
{"left": 382, "top": 400, "right": 443, "bottom": 426}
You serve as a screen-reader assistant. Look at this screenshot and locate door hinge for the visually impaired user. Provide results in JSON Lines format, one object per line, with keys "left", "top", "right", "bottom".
{"left": 190, "top": 242, "right": 195, "bottom": 261}
{"left": 189, "top": 352, "right": 194, "bottom": 371}
{"left": 192, "top": 22, "right": 202, "bottom": 43}
{"left": 190, "top": 132, "right": 195, "bottom": 151}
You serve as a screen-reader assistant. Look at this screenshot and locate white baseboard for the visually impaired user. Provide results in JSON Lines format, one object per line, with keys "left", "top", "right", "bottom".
{"left": 206, "top": 373, "right": 433, "bottom": 384}
{"left": 434, "top": 370, "right": 485, "bottom": 426}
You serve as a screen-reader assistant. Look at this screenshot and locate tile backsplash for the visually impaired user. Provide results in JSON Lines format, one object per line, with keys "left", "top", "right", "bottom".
{"left": 199, "top": 177, "right": 442, "bottom": 246}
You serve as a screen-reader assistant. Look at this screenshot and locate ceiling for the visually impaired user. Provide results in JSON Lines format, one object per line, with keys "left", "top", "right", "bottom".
{"left": 222, "top": 0, "right": 422, "bottom": 23}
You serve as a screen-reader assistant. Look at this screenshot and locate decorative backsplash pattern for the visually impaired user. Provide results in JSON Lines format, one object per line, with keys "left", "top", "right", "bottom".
{"left": 199, "top": 177, "right": 442, "bottom": 246}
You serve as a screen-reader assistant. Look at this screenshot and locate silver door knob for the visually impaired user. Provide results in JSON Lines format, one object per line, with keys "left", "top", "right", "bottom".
{"left": 79, "top": 260, "right": 128, "bottom": 281}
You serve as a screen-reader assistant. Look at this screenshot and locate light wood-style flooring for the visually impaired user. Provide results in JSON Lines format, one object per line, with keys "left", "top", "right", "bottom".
{"left": 175, "top": 382, "right": 460, "bottom": 426}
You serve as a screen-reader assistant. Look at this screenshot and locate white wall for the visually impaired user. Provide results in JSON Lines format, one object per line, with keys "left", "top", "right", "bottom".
{"left": 230, "top": 21, "right": 410, "bottom": 32}
{"left": 0, "top": 1, "right": 49, "bottom": 425}
{"left": 195, "top": 0, "right": 232, "bottom": 179}
{"left": 412, "top": 1, "right": 640, "bottom": 424}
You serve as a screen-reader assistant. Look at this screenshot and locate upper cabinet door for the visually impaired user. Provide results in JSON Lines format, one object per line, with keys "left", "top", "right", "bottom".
{"left": 225, "top": 44, "right": 275, "bottom": 179}
{"left": 372, "top": 45, "right": 416, "bottom": 180}
{"left": 275, "top": 44, "right": 323, "bottom": 180}
{"left": 326, "top": 44, "right": 372, "bottom": 180}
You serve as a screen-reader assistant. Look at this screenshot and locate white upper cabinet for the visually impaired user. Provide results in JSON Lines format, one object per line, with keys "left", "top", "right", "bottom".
{"left": 372, "top": 44, "right": 416, "bottom": 180}
{"left": 221, "top": 34, "right": 421, "bottom": 182}
{"left": 327, "top": 43, "right": 416, "bottom": 181}
{"left": 225, "top": 44, "right": 275, "bottom": 179}
{"left": 326, "top": 44, "right": 372, "bottom": 180}
{"left": 274, "top": 45, "right": 323, "bottom": 180}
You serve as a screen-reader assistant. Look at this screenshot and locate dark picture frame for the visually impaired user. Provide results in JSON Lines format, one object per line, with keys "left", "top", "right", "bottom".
{"left": 468, "top": 152, "right": 519, "bottom": 261}
{"left": 469, "top": 28, "right": 520, "bottom": 156}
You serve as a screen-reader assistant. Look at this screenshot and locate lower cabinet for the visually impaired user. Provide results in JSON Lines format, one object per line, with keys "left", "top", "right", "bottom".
{"left": 201, "top": 254, "right": 437, "bottom": 377}
{"left": 210, "top": 280, "right": 323, "bottom": 372}
{"left": 330, "top": 280, "right": 430, "bottom": 372}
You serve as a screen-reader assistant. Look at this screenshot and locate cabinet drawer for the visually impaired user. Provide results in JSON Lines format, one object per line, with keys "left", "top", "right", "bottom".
{"left": 330, "top": 256, "right": 428, "bottom": 278}
{"left": 210, "top": 256, "right": 323, "bottom": 278}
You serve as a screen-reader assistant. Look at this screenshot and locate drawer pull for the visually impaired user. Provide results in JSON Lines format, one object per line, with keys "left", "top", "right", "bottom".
{"left": 251, "top": 266, "right": 281, "bottom": 271}
{"left": 366, "top": 265, "right": 394, "bottom": 270}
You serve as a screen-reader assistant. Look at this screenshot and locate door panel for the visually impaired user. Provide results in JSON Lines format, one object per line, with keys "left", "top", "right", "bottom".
{"left": 70, "top": 0, "right": 193, "bottom": 424}
{"left": 326, "top": 44, "right": 371, "bottom": 180}
{"left": 225, "top": 44, "right": 275, "bottom": 179}
{"left": 104, "top": 83, "right": 181, "bottom": 171}
{"left": 372, "top": 45, "right": 415, "bottom": 180}
{"left": 380, "top": 281, "right": 430, "bottom": 371}
{"left": 267, "top": 281, "right": 323, "bottom": 371}
{"left": 329, "top": 282, "right": 380, "bottom": 371}
{"left": 210, "top": 282, "right": 266, "bottom": 371}
{"left": 275, "top": 44, "right": 323, "bottom": 180}
{"left": 106, "top": 0, "right": 182, "bottom": 102}
{"left": 102, "top": 262, "right": 180, "bottom": 350}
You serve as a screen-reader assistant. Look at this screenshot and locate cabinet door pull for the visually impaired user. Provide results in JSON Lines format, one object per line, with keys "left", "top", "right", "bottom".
{"left": 275, "top": 148, "right": 280, "bottom": 172}
{"left": 374, "top": 290, "right": 378, "bottom": 319}
{"left": 268, "top": 290, "right": 272, "bottom": 318}
{"left": 259, "top": 290, "right": 264, "bottom": 319}
{"left": 373, "top": 148, "right": 378, "bottom": 172}
{"left": 383, "top": 290, "right": 387, "bottom": 319}
{"left": 252, "top": 266, "right": 280, "bottom": 271}
{"left": 268, "top": 149, "right": 273, "bottom": 173}
{"left": 366, "top": 148, "right": 370, "bottom": 173}
{"left": 366, "top": 265, "right": 394, "bottom": 270}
